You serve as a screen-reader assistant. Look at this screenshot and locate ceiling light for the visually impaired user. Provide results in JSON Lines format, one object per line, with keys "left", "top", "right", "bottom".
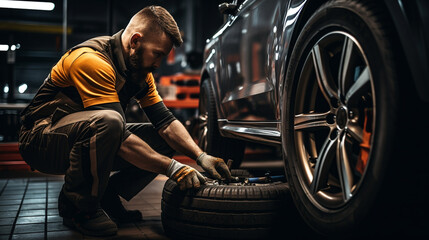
{"left": 0, "top": 0, "right": 55, "bottom": 11}
{"left": 0, "top": 44, "right": 8, "bottom": 51}
{"left": 18, "top": 83, "right": 28, "bottom": 93}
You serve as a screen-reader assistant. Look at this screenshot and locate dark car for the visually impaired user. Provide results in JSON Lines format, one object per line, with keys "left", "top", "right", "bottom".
{"left": 198, "top": 0, "right": 429, "bottom": 236}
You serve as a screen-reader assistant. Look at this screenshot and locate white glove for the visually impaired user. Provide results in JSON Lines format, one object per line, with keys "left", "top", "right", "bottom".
{"left": 166, "top": 159, "right": 207, "bottom": 190}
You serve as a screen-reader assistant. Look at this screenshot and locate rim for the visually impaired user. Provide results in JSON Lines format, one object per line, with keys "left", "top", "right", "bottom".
{"left": 198, "top": 84, "right": 208, "bottom": 151}
{"left": 293, "top": 31, "right": 375, "bottom": 210}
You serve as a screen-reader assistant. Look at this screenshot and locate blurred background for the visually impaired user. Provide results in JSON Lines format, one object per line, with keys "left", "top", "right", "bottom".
{"left": 0, "top": 0, "right": 226, "bottom": 143}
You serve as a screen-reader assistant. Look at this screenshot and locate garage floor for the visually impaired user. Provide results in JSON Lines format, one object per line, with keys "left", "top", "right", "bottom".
{"left": 0, "top": 171, "right": 170, "bottom": 240}
{"left": 0, "top": 151, "right": 323, "bottom": 240}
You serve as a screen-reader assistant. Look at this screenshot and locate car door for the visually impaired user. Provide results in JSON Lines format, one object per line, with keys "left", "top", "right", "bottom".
{"left": 218, "top": 0, "right": 282, "bottom": 123}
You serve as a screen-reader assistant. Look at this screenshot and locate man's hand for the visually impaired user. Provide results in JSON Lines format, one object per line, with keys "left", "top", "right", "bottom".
{"left": 196, "top": 152, "right": 232, "bottom": 180}
{"left": 166, "top": 159, "right": 206, "bottom": 190}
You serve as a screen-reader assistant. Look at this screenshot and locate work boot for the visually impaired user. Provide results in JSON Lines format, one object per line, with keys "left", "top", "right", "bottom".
{"left": 62, "top": 208, "right": 118, "bottom": 237}
{"left": 100, "top": 185, "right": 143, "bottom": 223}
{"left": 58, "top": 189, "right": 78, "bottom": 219}
{"left": 59, "top": 189, "right": 118, "bottom": 237}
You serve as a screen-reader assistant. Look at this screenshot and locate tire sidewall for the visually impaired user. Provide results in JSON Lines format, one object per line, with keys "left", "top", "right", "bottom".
{"left": 283, "top": 0, "right": 398, "bottom": 235}
{"left": 200, "top": 80, "right": 245, "bottom": 167}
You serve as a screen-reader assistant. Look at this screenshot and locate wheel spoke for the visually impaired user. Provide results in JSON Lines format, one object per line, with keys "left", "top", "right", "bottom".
{"left": 336, "top": 131, "right": 354, "bottom": 202}
{"left": 198, "top": 124, "right": 208, "bottom": 150}
{"left": 310, "top": 134, "right": 337, "bottom": 195}
{"left": 198, "top": 115, "right": 207, "bottom": 130}
{"left": 294, "top": 112, "right": 331, "bottom": 131}
{"left": 345, "top": 66, "right": 370, "bottom": 104}
{"left": 346, "top": 120, "right": 363, "bottom": 143}
{"left": 338, "top": 36, "right": 354, "bottom": 98}
{"left": 312, "top": 44, "right": 339, "bottom": 105}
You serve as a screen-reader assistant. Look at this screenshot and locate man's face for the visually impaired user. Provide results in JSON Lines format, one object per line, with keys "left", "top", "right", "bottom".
{"left": 128, "top": 31, "right": 173, "bottom": 81}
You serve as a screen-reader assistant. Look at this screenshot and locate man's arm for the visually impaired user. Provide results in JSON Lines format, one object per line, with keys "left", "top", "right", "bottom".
{"left": 158, "top": 119, "right": 232, "bottom": 180}
{"left": 117, "top": 133, "right": 172, "bottom": 174}
{"left": 158, "top": 119, "right": 203, "bottom": 160}
{"left": 142, "top": 100, "right": 231, "bottom": 180}
{"left": 118, "top": 133, "right": 206, "bottom": 190}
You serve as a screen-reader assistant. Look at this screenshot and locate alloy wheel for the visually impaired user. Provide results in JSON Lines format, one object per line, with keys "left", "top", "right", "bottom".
{"left": 293, "top": 31, "right": 375, "bottom": 210}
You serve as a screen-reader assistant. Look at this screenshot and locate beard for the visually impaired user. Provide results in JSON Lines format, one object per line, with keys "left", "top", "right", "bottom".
{"left": 128, "top": 47, "right": 155, "bottom": 86}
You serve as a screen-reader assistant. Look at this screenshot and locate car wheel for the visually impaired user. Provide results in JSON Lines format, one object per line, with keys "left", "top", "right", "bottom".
{"left": 161, "top": 170, "right": 295, "bottom": 240}
{"left": 282, "top": 0, "right": 413, "bottom": 236}
{"left": 198, "top": 80, "right": 245, "bottom": 168}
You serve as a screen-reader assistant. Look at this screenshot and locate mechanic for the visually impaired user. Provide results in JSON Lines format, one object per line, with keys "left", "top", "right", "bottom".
{"left": 18, "top": 5, "right": 231, "bottom": 237}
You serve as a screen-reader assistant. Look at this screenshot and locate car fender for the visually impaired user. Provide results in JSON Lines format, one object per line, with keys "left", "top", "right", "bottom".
{"left": 201, "top": 35, "right": 224, "bottom": 121}
{"left": 277, "top": 0, "right": 308, "bottom": 121}
{"left": 384, "top": 0, "right": 429, "bottom": 102}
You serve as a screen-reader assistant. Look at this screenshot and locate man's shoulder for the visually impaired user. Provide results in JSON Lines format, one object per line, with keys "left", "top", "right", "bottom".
{"left": 69, "top": 48, "right": 111, "bottom": 67}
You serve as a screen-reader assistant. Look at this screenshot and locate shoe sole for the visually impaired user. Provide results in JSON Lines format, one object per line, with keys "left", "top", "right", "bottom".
{"left": 63, "top": 218, "right": 117, "bottom": 237}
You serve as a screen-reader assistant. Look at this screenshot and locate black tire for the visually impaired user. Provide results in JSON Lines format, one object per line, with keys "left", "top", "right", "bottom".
{"left": 283, "top": 0, "right": 429, "bottom": 237}
{"left": 198, "top": 80, "right": 245, "bottom": 168}
{"left": 161, "top": 172, "right": 295, "bottom": 240}
{"left": 283, "top": 0, "right": 408, "bottom": 237}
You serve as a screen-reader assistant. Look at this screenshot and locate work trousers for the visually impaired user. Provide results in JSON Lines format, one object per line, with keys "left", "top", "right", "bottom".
{"left": 19, "top": 110, "right": 174, "bottom": 212}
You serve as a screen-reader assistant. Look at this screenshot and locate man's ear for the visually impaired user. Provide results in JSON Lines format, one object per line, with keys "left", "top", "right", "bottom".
{"left": 130, "top": 32, "right": 143, "bottom": 49}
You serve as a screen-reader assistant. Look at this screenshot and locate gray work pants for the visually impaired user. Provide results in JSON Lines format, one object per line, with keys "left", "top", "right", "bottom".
{"left": 19, "top": 110, "right": 174, "bottom": 212}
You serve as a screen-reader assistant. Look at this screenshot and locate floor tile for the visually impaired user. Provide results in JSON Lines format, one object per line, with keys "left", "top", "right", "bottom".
{"left": 47, "top": 203, "right": 57, "bottom": 210}
{"left": 22, "top": 198, "right": 45, "bottom": 204}
{"left": 47, "top": 208, "right": 59, "bottom": 216}
{"left": 0, "top": 205, "right": 19, "bottom": 211}
{"left": 0, "top": 199, "right": 21, "bottom": 206}
{"left": 20, "top": 204, "right": 45, "bottom": 210}
{"left": 0, "top": 194, "right": 23, "bottom": 200}
{"left": 0, "top": 225, "right": 12, "bottom": 235}
{"left": 0, "top": 173, "right": 172, "bottom": 239}
{"left": 13, "top": 223, "right": 45, "bottom": 234}
{"left": 24, "top": 194, "right": 46, "bottom": 199}
{"left": 47, "top": 230, "right": 82, "bottom": 240}
{"left": 47, "top": 222, "right": 69, "bottom": 232}
{"left": 47, "top": 215, "right": 62, "bottom": 223}
{"left": 18, "top": 209, "right": 45, "bottom": 217}
{"left": 16, "top": 216, "right": 45, "bottom": 224}
{"left": 0, "top": 217, "right": 15, "bottom": 226}
{"left": 27, "top": 183, "right": 46, "bottom": 189}
{"left": 0, "top": 210, "right": 18, "bottom": 218}
{"left": 10, "top": 232, "right": 45, "bottom": 240}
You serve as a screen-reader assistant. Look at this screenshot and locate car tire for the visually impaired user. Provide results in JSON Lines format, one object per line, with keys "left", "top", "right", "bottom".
{"left": 198, "top": 80, "right": 245, "bottom": 168}
{"left": 161, "top": 171, "right": 296, "bottom": 240}
{"left": 282, "top": 0, "right": 427, "bottom": 236}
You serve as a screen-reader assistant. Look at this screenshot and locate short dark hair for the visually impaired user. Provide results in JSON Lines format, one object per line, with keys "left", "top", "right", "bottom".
{"left": 137, "top": 6, "right": 183, "bottom": 47}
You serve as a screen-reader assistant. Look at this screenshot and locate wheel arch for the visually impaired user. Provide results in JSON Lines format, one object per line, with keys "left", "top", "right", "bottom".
{"left": 279, "top": 0, "right": 327, "bottom": 117}
{"left": 199, "top": 70, "right": 223, "bottom": 128}
{"left": 281, "top": 0, "right": 429, "bottom": 103}
{"left": 382, "top": 0, "right": 429, "bottom": 102}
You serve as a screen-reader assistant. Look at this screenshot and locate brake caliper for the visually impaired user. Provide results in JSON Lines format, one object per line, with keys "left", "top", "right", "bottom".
{"left": 356, "top": 108, "right": 372, "bottom": 175}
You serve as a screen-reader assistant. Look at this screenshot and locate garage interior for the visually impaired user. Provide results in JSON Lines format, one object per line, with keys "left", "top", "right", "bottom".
{"left": 0, "top": 0, "right": 297, "bottom": 239}
{"left": 4, "top": 0, "right": 428, "bottom": 239}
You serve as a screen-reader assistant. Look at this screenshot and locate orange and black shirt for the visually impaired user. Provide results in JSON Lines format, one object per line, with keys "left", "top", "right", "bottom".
{"left": 20, "top": 30, "right": 176, "bottom": 132}
{"left": 51, "top": 47, "right": 162, "bottom": 109}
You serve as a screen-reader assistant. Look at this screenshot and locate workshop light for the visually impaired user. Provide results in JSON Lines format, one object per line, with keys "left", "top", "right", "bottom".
{"left": 18, "top": 83, "right": 27, "bottom": 93}
{"left": 0, "top": 44, "right": 21, "bottom": 51}
{"left": 0, "top": 44, "right": 8, "bottom": 51}
{"left": 0, "top": 0, "right": 55, "bottom": 11}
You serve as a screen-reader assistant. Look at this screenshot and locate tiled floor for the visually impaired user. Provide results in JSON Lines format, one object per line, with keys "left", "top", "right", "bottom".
{"left": 0, "top": 145, "right": 286, "bottom": 240}
{"left": 0, "top": 171, "right": 170, "bottom": 240}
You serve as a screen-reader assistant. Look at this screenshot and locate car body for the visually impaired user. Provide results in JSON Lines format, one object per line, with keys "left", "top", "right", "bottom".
{"left": 198, "top": 0, "right": 429, "bottom": 236}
